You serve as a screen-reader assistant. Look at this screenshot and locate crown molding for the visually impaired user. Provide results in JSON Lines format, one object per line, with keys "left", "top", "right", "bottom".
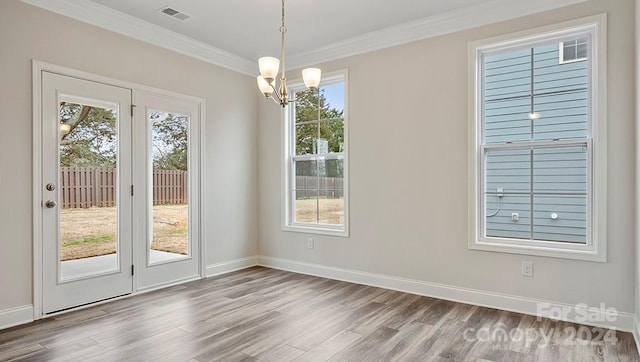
{"left": 287, "top": 0, "right": 589, "bottom": 69}
{"left": 19, "top": 0, "right": 256, "bottom": 75}
{"left": 20, "top": 0, "right": 588, "bottom": 75}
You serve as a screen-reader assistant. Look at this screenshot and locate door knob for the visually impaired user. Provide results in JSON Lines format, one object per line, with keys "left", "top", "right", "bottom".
{"left": 45, "top": 200, "right": 57, "bottom": 208}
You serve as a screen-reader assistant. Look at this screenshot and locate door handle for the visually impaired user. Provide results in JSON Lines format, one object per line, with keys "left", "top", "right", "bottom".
{"left": 45, "top": 200, "right": 57, "bottom": 208}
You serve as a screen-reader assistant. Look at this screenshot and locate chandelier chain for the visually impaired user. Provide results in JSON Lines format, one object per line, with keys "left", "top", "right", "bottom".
{"left": 280, "top": 0, "right": 286, "bottom": 34}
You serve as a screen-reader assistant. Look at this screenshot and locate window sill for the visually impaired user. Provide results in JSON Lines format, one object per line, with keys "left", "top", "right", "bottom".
{"left": 282, "top": 224, "right": 349, "bottom": 238}
{"left": 469, "top": 238, "right": 606, "bottom": 262}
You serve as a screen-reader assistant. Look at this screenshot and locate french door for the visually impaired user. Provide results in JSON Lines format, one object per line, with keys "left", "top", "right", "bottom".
{"left": 133, "top": 91, "right": 201, "bottom": 289}
{"left": 39, "top": 70, "right": 201, "bottom": 314}
{"left": 41, "top": 72, "right": 133, "bottom": 314}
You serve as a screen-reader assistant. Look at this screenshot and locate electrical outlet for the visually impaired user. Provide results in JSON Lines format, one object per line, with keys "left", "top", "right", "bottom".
{"left": 307, "top": 238, "right": 314, "bottom": 249}
{"left": 521, "top": 261, "right": 533, "bottom": 277}
{"left": 511, "top": 213, "right": 519, "bottom": 222}
{"left": 497, "top": 188, "right": 504, "bottom": 197}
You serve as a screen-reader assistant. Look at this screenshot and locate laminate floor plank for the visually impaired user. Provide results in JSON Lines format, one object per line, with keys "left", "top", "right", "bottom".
{"left": 254, "top": 344, "right": 306, "bottom": 362}
{"left": 0, "top": 267, "right": 636, "bottom": 361}
{"left": 292, "top": 330, "right": 363, "bottom": 362}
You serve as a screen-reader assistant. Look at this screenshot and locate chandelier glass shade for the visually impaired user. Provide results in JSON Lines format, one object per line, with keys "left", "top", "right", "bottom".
{"left": 257, "top": 0, "right": 321, "bottom": 107}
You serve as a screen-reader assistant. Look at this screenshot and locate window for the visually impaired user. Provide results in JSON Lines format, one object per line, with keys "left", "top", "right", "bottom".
{"left": 560, "top": 38, "right": 588, "bottom": 63}
{"left": 284, "top": 71, "right": 348, "bottom": 236}
{"left": 468, "top": 16, "right": 607, "bottom": 261}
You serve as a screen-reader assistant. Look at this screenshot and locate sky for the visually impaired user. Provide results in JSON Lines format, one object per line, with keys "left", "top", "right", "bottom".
{"left": 322, "top": 83, "right": 344, "bottom": 113}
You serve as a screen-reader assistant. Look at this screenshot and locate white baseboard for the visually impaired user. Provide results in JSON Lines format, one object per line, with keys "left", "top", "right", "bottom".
{"left": 205, "top": 256, "right": 259, "bottom": 277}
{"left": 0, "top": 305, "right": 33, "bottom": 330}
{"left": 634, "top": 316, "right": 640, "bottom": 353}
{"left": 258, "top": 256, "right": 634, "bottom": 332}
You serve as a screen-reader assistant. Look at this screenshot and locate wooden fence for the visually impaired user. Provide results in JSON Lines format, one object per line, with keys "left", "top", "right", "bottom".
{"left": 295, "top": 176, "right": 344, "bottom": 199}
{"left": 60, "top": 167, "right": 187, "bottom": 208}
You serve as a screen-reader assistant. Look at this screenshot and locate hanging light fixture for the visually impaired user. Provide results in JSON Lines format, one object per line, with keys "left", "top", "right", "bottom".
{"left": 257, "top": 0, "right": 321, "bottom": 107}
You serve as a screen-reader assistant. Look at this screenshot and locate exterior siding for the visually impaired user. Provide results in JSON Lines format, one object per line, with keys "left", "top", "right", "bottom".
{"left": 483, "top": 41, "right": 588, "bottom": 243}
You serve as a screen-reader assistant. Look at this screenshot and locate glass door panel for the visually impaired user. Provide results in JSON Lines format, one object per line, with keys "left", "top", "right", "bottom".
{"left": 149, "top": 110, "right": 190, "bottom": 265}
{"left": 58, "top": 98, "right": 120, "bottom": 280}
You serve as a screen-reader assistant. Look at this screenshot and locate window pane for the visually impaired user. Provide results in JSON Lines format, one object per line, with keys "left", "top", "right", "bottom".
{"left": 322, "top": 83, "right": 345, "bottom": 115}
{"left": 485, "top": 148, "right": 531, "bottom": 193}
{"left": 318, "top": 158, "right": 344, "bottom": 225}
{"left": 294, "top": 160, "right": 317, "bottom": 223}
{"left": 484, "top": 98, "right": 531, "bottom": 144}
{"left": 532, "top": 90, "right": 588, "bottom": 140}
{"left": 150, "top": 111, "right": 189, "bottom": 262}
{"left": 533, "top": 146, "right": 587, "bottom": 193}
{"left": 294, "top": 190, "right": 318, "bottom": 224}
{"left": 319, "top": 120, "right": 344, "bottom": 152}
{"left": 576, "top": 43, "right": 588, "bottom": 59}
{"left": 58, "top": 101, "right": 118, "bottom": 277}
{"left": 533, "top": 195, "right": 586, "bottom": 243}
{"left": 296, "top": 123, "right": 318, "bottom": 155}
{"left": 483, "top": 49, "right": 532, "bottom": 101}
{"left": 485, "top": 194, "right": 530, "bottom": 240}
{"left": 295, "top": 89, "right": 319, "bottom": 123}
{"left": 535, "top": 43, "right": 587, "bottom": 93}
{"left": 563, "top": 44, "right": 576, "bottom": 61}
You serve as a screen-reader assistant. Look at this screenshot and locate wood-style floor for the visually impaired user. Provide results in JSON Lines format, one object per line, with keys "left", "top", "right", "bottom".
{"left": 1, "top": 267, "right": 638, "bottom": 361}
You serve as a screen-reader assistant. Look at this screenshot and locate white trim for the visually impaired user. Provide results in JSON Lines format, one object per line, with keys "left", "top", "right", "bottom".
{"left": 636, "top": 0, "right": 640, "bottom": 356}
{"left": 19, "top": 0, "right": 254, "bottom": 75}
{"left": 32, "top": 61, "right": 43, "bottom": 320}
{"left": 19, "top": 0, "right": 587, "bottom": 74}
{"left": 634, "top": 317, "right": 640, "bottom": 356}
{"left": 205, "top": 256, "right": 259, "bottom": 277}
{"left": 287, "top": 0, "right": 589, "bottom": 69}
{"left": 199, "top": 103, "right": 207, "bottom": 279}
{"left": 281, "top": 70, "right": 350, "bottom": 237}
{"left": 467, "top": 14, "right": 607, "bottom": 262}
{"left": 0, "top": 305, "right": 34, "bottom": 330}
{"left": 258, "top": 256, "right": 634, "bottom": 332}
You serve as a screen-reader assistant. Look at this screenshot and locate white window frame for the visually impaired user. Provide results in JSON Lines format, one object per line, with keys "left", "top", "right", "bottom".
{"left": 467, "top": 15, "right": 607, "bottom": 261}
{"left": 282, "top": 69, "right": 349, "bottom": 237}
{"left": 559, "top": 38, "right": 589, "bottom": 64}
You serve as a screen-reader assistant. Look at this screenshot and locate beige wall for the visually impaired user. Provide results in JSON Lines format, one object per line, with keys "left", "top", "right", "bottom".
{"left": 259, "top": 0, "right": 636, "bottom": 313}
{"left": 0, "top": 0, "right": 258, "bottom": 311}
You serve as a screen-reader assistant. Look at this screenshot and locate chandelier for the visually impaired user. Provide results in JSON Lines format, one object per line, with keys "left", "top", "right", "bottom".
{"left": 256, "top": 0, "right": 321, "bottom": 107}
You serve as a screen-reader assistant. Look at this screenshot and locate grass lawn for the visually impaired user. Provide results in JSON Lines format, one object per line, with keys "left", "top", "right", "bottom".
{"left": 60, "top": 205, "right": 188, "bottom": 261}
{"left": 59, "top": 198, "right": 343, "bottom": 261}
{"left": 295, "top": 198, "right": 344, "bottom": 224}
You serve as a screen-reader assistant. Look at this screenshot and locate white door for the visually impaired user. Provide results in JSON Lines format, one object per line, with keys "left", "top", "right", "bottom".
{"left": 41, "top": 72, "right": 133, "bottom": 314}
{"left": 133, "top": 91, "right": 201, "bottom": 289}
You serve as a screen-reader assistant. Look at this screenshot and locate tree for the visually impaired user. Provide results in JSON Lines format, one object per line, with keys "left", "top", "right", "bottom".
{"left": 59, "top": 103, "right": 117, "bottom": 167}
{"left": 294, "top": 89, "right": 344, "bottom": 155}
{"left": 59, "top": 104, "right": 188, "bottom": 171}
{"left": 151, "top": 112, "right": 188, "bottom": 171}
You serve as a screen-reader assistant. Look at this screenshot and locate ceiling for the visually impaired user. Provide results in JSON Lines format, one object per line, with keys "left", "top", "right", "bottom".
{"left": 21, "top": 0, "right": 587, "bottom": 75}
{"left": 88, "top": 0, "right": 488, "bottom": 60}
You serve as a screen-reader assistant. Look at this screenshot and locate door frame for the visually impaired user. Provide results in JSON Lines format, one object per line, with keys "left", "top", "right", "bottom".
{"left": 32, "top": 60, "right": 207, "bottom": 320}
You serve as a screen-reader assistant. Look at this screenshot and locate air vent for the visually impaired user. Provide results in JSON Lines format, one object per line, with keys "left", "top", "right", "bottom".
{"left": 159, "top": 6, "right": 190, "bottom": 21}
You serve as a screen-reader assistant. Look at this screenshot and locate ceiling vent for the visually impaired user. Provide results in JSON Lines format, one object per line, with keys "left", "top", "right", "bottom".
{"left": 159, "top": 7, "right": 190, "bottom": 21}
